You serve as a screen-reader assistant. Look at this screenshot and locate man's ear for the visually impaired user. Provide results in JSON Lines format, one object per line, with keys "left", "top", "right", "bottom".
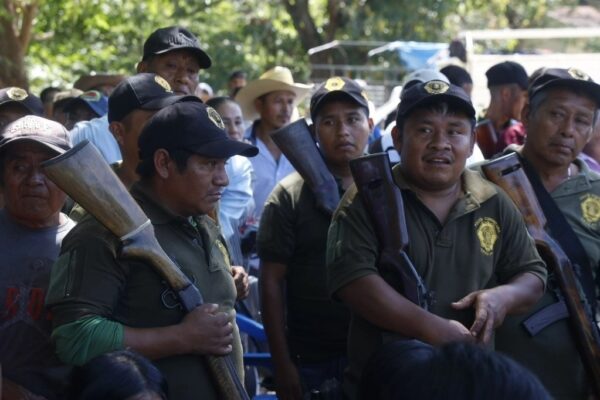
{"left": 391, "top": 124, "right": 402, "bottom": 153}
{"left": 109, "top": 122, "right": 125, "bottom": 147}
{"left": 153, "top": 149, "right": 171, "bottom": 179}
{"left": 367, "top": 117, "right": 375, "bottom": 132}
{"left": 521, "top": 104, "right": 531, "bottom": 129}
{"left": 137, "top": 60, "right": 148, "bottom": 73}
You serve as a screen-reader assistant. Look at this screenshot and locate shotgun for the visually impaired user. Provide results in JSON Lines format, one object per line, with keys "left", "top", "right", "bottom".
{"left": 271, "top": 118, "right": 340, "bottom": 216}
{"left": 42, "top": 140, "right": 250, "bottom": 400}
{"left": 349, "top": 153, "right": 429, "bottom": 309}
{"left": 481, "top": 152, "right": 600, "bottom": 397}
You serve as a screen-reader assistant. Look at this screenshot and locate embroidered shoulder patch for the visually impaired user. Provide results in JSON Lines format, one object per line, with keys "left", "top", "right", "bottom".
{"left": 475, "top": 217, "right": 500, "bottom": 256}
{"left": 581, "top": 194, "right": 600, "bottom": 225}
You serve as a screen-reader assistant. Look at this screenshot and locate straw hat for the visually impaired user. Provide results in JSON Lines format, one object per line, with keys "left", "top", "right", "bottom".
{"left": 234, "top": 66, "right": 313, "bottom": 121}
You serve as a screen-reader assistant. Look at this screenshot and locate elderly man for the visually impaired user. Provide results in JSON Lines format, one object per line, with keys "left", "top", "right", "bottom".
{"left": 327, "top": 80, "right": 546, "bottom": 400}
{"left": 0, "top": 116, "right": 74, "bottom": 399}
{"left": 46, "top": 101, "right": 258, "bottom": 400}
{"left": 492, "top": 67, "right": 600, "bottom": 400}
{"left": 235, "top": 66, "right": 312, "bottom": 221}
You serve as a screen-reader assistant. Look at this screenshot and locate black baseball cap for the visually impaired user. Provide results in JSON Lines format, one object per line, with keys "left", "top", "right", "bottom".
{"left": 486, "top": 61, "right": 528, "bottom": 90}
{"left": 396, "top": 80, "right": 475, "bottom": 120}
{"left": 0, "top": 87, "right": 43, "bottom": 116}
{"left": 138, "top": 102, "right": 258, "bottom": 163}
{"left": 142, "top": 26, "right": 211, "bottom": 68}
{"left": 108, "top": 73, "right": 200, "bottom": 123}
{"left": 310, "top": 76, "right": 370, "bottom": 121}
{"left": 0, "top": 115, "right": 72, "bottom": 155}
{"left": 529, "top": 67, "right": 600, "bottom": 106}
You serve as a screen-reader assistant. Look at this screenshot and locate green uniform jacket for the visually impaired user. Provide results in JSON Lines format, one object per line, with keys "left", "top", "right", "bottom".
{"left": 257, "top": 172, "right": 351, "bottom": 362}
{"left": 46, "top": 183, "right": 242, "bottom": 400}
{"left": 326, "top": 166, "right": 547, "bottom": 400}
{"left": 494, "top": 155, "right": 600, "bottom": 400}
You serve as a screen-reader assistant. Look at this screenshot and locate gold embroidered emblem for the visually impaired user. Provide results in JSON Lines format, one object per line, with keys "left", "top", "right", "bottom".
{"left": 7, "top": 87, "right": 28, "bottom": 101}
{"left": 216, "top": 240, "right": 231, "bottom": 267}
{"left": 154, "top": 76, "right": 172, "bottom": 92}
{"left": 475, "top": 217, "right": 500, "bottom": 256}
{"left": 581, "top": 194, "right": 600, "bottom": 225}
{"left": 567, "top": 67, "right": 589, "bottom": 81}
{"left": 207, "top": 106, "right": 225, "bottom": 129}
{"left": 424, "top": 80, "right": 449, "bottom": 94}
{"left": 324, "top": 77, "right": 346, "bottom": 92}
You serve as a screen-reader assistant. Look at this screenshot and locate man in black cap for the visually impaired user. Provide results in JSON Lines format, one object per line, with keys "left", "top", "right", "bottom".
{"left": 0, "top": 116, "right": 74, "bottom": 399}
{"left": 258, "top": 77, "right": 372, "bottom": 399}
{"left": 0, "top": 87, "right": 43, "bottom": 131}
{"left": 478, "top": 61, "right": 529, "bottom": 157}
{"left": 326, "top": 80, "right": 546, "bottom": 400}
{"left": 137, "top": 26, "right": 211, "bottom": 96}
{"left": 64, "top": 90, "right": 109, "bottom": 130}
{"left": 107, "top": 73, "right": 200, "bottom": 188}
{"left": 46, "top": 101, "right": 258, "bottom": 400}
{"left": 492, "top": 67, "right": 600, "bottom": 400}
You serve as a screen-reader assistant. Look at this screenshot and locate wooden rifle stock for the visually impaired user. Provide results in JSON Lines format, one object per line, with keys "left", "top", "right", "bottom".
{"left": 350, "top": 153, "right": 429, "bottom": 309}
{"left": 481, "top": 153, "right": 600, "bottom": 396}
{"left": 271, "top": 118, "right": 340, "bottom": 215}
{"left": 41, "top": 141, "right": 250, "bottom": 400}
{"left": 475, "top": 119, "right": 498, "bottom": 159}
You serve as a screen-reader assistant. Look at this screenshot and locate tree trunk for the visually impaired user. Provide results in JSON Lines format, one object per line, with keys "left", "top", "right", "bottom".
{"left": 0, "top": 0, "right": 39, "bottom": 89}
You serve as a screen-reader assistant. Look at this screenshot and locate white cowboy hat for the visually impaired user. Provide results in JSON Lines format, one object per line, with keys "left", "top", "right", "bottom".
{"left": 234, "top": 66, "right": 313, "bottom": 121}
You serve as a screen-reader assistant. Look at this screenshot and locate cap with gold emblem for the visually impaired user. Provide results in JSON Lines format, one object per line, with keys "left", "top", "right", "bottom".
{"left": 396, "top": 80, "right": 475, "bottom": 121}
{"left": 0, "top": 87, "right": 43, "bottom": 116}
{"left": 529, "top": 67, "right": 600, "bottom": 106}
{"left": 108, "top": 73, "right": 201, "bottom": 123}
{"left": 138, "top": 101, "right": 258, "bottom": 163}
{"left": 309, "top": 76, "right": 370, "bottom": 122}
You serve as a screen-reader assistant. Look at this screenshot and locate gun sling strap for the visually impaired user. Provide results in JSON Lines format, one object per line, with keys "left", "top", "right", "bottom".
{"left": 520, "top": 155, "right": 597, "bottom": 316}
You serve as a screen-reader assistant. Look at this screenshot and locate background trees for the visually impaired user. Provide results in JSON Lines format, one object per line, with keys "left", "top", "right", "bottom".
{"left": 0, "top": 0, "right": 590, "bottom": 93}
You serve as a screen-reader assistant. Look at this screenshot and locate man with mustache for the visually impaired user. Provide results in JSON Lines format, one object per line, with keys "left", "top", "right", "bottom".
{"left": 493, "top": 67, "right": 600, "bottom": 400}
{"left": 0, "top": 116, "right": 74, "bottom": 399}
{"left": 258, "top": 77, "right": 372, "bottom": 400}
{"left": 326, "top": 80, "right": 547, "bottom": 400}
{"left": 46, "top": 102, "right": 258, "bottom": 400}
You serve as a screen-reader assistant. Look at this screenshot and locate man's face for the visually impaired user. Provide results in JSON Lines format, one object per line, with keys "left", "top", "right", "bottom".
{"left": 165, "top": 153, "right": 229, "bottom": 216}
{"left": 254, "top": 90, "right": 296, "bottom": 131}
{"left": 110, "top": 109, "right": 157, "bottom": 168}
{"left": 2, "top": 141, "right": 66, "bottom": 228}
{"left": 215, "top": 101, "right": 245, "bottom": 142}
{"left": 65, "top": 104, "right": 97, "bottom": 130}
{"left": 509, "top": 87, "right": 528, "bottom": 121}
{"left": 393, "top": 107, "right": 474, "bottom": 192}
{"left": 139, "top": 50, "right": 200, "bottom": 95}
{"left": 523, "top": 87, "right": 596, "bottom": 168}
{"left": 315, "top": 100, "right": 372, "bottom": 167}
{"left": 0, "top": 103, "right": 30, "bottom": 132}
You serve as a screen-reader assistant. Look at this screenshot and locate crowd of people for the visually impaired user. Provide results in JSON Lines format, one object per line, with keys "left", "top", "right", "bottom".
{"left": 0, "top": 24, "right": 599, "bottom": 400}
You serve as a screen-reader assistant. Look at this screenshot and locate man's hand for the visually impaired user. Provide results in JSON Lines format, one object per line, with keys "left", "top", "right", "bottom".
{"left": 422, "top": 318, "right": 474, "bottom": 346}
{"left": 232, "top": 266, "right": 249, "bottom": 300}
{"left": 451, "top": 288, "right": 509, "bottom": 345}
{"left": 273, "top": 359, "right": 303, "bottom": 400}
{"left": 178, "top": 303, "right": 234, "bottom": 355}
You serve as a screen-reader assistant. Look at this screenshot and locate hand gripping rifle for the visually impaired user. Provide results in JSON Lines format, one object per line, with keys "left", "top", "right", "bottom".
{"left": 481, "top": 153, "right": 600, "bottom": 397}
{"left": 349, "top": 153, "right": 430, "bottom": 310}
{"left": 41, "top": 140, "right": 250, "bottom": 400}
{"left": 271, "top": 118, "right": 340, "bottom": 216}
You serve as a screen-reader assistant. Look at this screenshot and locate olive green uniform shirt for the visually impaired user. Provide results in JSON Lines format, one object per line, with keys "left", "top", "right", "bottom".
{"left": 257, "top": 172, "right": 350, "bottom": 362}
{"left": 495, "top": 157, "right": 600, "bottom": 400}
{"left": 46, "top": 182, "right": 242, "bottom": 400}
{"left": 327, "top": 166, "right": 546, "bottom": 400}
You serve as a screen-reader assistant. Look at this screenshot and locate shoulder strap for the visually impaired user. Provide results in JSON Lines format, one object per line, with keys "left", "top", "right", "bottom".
{"left": 520, "top": 156, "right": 597, "bottom": 312}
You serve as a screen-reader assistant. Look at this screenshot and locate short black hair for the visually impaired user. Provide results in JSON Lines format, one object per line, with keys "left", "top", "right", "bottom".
{"left": 440, "top": 65, "right": 473, "bottom": 87}
{"left": 39, "top": 87, "right": 62, "bottom": 104}
{"left": 229, "top": 70, "right": 246, "bottom": 81}
{"left": 67, "top": 350, "right": 168, "bottom": 400}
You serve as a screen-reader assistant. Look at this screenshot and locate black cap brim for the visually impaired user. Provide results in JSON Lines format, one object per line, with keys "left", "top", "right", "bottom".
{"left": 151, "top": 46, "right": 212, "bottom": 69}
{"left": 531, "top": 79, "right": 600, "bottom": 107}
{"left": 311, "top": 91, "right": 369, "bottom": 121}
{"left": 189, "top": 139, "right": 258, "bottom": 159}
{"left": 398, "top": 94, "right": 475, "bottom": 120}
{"left": 140, "top": 94, "right": 201, "bottom": 111}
